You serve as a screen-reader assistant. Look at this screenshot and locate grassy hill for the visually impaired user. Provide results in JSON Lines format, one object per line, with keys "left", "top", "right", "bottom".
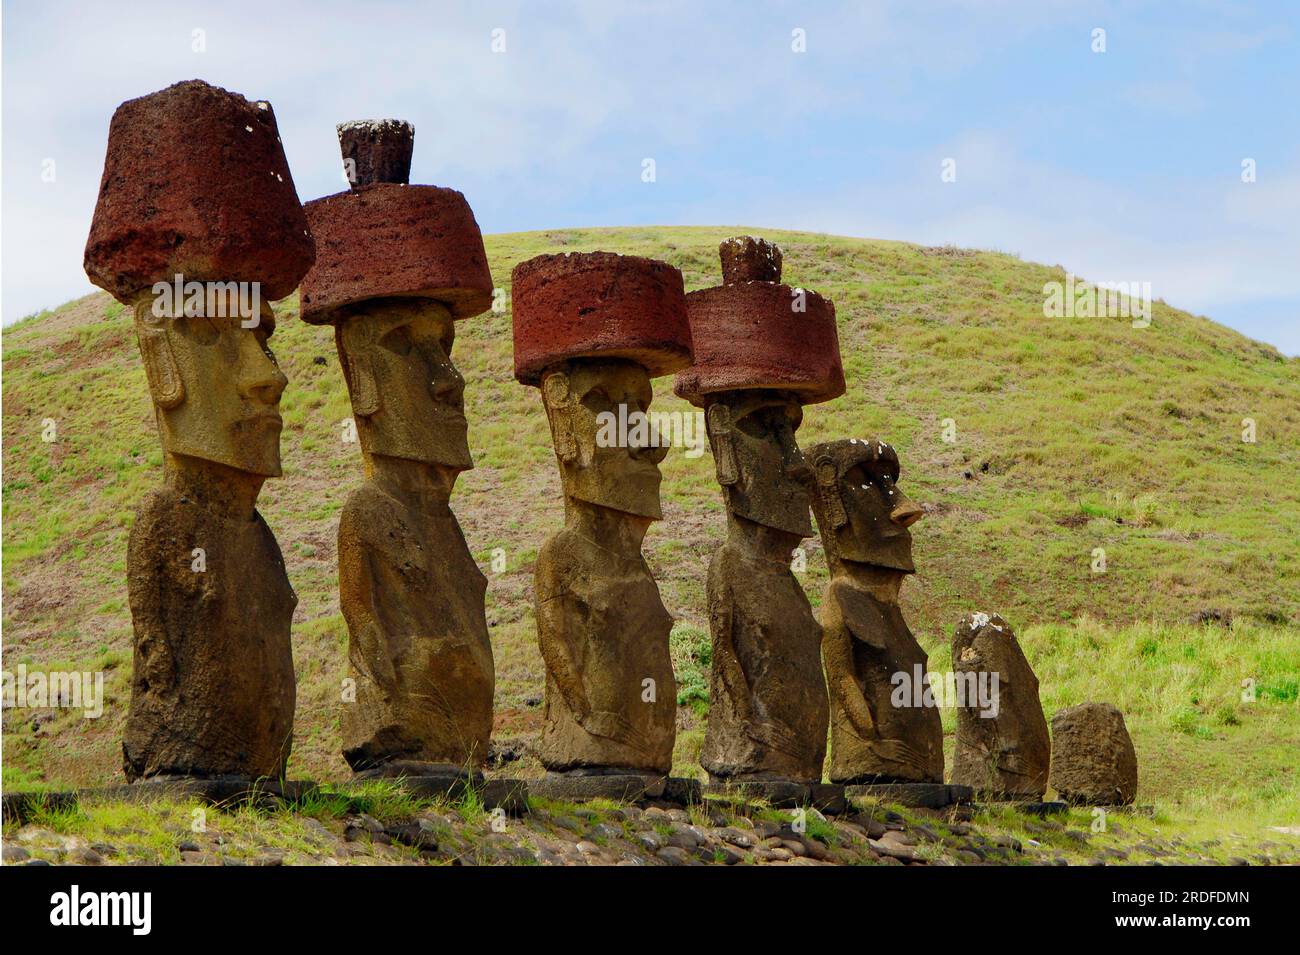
{"left": 3, "top": 226, "right": 1298, "bottom": 839}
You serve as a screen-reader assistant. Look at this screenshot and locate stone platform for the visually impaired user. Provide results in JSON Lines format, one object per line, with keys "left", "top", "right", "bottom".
{"left": 2, "top": 772, "right": 532, "bottom": 824}
{"left": 341, "top": 766, "right": 529, "bottom": 815}
{"left": 1, "top": 776, "right": 318, "bottom": 824}
{"left": 527, "top": 769, "right": 702, "bottom": 805}
{"left": 702, "top": 780, "right": 848, "bottom": 815}
{"left": 845, "top": 782, "right": 974, "bottom": 810}
{"left": 529, "top": 772, "right": 702, "bottom": 806}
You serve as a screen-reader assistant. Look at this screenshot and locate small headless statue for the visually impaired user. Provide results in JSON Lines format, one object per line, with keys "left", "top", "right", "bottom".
{"left": 809, "top": 438, "right": 944, "bottom": 784}
{"left": 951, "top": 612, "right": 1050, "bottom": 798}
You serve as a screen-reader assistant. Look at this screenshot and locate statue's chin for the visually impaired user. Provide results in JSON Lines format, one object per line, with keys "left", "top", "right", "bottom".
{"left": 164, "top": 439, "right": 281, "bottom": 479}
{"left": 842, "top": 546, "right": 913, "bottom": 574}
{"left": 569, "top": 487, "right": 662, "bottom": 522}
{"left": 362, "top": 433, "right": 472, "bottom": 472}
{"left": 731, "top": 504, "right": 812, "bottom": 540}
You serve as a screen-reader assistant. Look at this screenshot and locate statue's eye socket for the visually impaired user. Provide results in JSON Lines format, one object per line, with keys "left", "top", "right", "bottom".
{"left": 844, "top": 464, "right": 869, "bottom": 486}
{"left": 176, "top": 315, "right": 220, "bottom": 346}
{"left": 580, "top": 387, "right": 610, "bottom": 415}
{"left": 733, "top": 408, "right": 769, "bottom": 438}
{"left": 380, "top": 325, "right": 413, "bottom": 356}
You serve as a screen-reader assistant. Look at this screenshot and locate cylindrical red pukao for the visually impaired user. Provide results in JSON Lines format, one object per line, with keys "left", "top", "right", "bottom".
{"left": 511, "top": 252, "right": 692, "bottom": 385}
{"left": 84, "top": 80, "right": 315, "bottom": 303}
{"left": 299, "top": 183, "right": 493, "bottom": 323}
{"left": 675, "top": 237, "right": 844, "bottom": 406}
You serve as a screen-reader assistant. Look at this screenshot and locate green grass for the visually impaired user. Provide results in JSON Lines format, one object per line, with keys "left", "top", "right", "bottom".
{"left": 3, "top": 226, "right": 1297, "bottom": 848}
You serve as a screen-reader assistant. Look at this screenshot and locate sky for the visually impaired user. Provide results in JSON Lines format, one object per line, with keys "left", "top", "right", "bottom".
{"left": 3, "top": 0, "right": 1298, "bottom": 353}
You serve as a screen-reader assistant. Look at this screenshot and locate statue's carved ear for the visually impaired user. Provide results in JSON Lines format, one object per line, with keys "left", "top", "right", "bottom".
{"left": 543, "top": 371, "right": 577, "bottom": 462}
{"left": 344, "top": 351, "right": 380, "bottom": 417}
{"left": 134, "top": 305, "right": 184, "bottom": 410}
{"left": 706, "top": 403, "right": 739, "bottom": 486}
{"left": 339, "top": 321, "right": 380, "bottom": 417}
{"left": 816, "top": 456, "right": 847, "bottom": 528}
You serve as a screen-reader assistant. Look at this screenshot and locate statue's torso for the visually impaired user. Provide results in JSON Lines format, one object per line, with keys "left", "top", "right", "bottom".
{"left": 701, "top": 543, "right": 827, "bottom": 782}
{"left": 535, "top": 528, "right": 676, "bottom": 774}
{"left": 338, "top": 483, "right": 494, "bottom": 770}
{"left": 124, "top": 486, "right": 297, "bottom": 780}
{"left": 821, "top": 578, "right": 943, "bottom": 784}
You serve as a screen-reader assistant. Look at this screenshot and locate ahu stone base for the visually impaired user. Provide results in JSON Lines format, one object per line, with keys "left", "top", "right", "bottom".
{"left": 344, "top": 762, "right": 528, "bottom": 814}
{"left": 845, "top": 782, "right": 974, "bottom": 810}
{"left": 530, "top": 772, "right": 702, "bottom": 806}
{"left": 2, "top": 776, "right": 318, "bottom": 824}
{"left": 703, "top": 780, "right": 848, "bottom": 815}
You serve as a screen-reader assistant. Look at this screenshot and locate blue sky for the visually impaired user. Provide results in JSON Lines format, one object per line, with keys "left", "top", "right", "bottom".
{"left": 4, "top": 0, "right": 1298, "bottom": 353}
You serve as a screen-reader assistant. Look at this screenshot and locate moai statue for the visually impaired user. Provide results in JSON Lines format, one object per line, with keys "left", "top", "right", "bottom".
{"left": 951, "top": 612, "right": 1050, "bottom": 798}
{"left": 808, "top": 438, "right": 944, "bottom": 785}
{"left": 675, "top": 237, "right": 845, "bottom": 787}
{"left": 83, "top": 80, "right": 315, "bottom": 781}
{"left": 512, "top": 252, "right": 692, "bottom": 793}
{"left": 299, "top": 121, "right": 496, "bottom": 777}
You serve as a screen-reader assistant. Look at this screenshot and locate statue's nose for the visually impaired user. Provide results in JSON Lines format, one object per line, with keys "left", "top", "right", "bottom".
{"left": 890, "top": 498, "right": 924, "bottom": 527}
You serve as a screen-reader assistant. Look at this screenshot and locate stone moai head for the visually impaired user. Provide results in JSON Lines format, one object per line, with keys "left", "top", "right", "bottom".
{"left": 83, "top": 80, "right": 315, "bottom": 478}
{"left": 809, "top": 438, "right": 924, "bottom": 573}
{"left": 540, "top": 359, "right": 669, "bottom": 519}
{"left": 675, "top": 236, "right": 845, "bottom": 538}
{"left": 702, "top": 390, "right": 812, "bottom": 537}
{"left": 512, "top": 252, "right": 693, "bottom": 519}
{"left": 299, "top": 120, "right": 494, "bottom": 479}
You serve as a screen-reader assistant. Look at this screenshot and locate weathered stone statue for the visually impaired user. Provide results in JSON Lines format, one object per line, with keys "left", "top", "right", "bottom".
{"left": 299, "top": 121, "right": 496, "bottom": 775}
{"left": 512, "top": 252, "right": 692, "bottom": 789}
{"left": 83, "top": 80, "right": 315, "bottom": 781}
{"left": 809, "top": 438, "right": 944, "bottom": 785}
{"left": 675, "top": 237, "right": 845, "bottom": 786}
{"left": 951, "top": 612, "right": 1050, "bottom": 798}
{"left": 1049, "top": 702, "right": 1138, "bottom": 805}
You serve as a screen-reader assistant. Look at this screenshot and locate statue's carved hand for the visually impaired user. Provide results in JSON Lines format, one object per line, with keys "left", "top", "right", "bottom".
{"left": 138, "top": 632, "right": 175, "bottom": 693}
{"left": 996, "top": 745, "right": 1025, "bottom": 774}
{"left": 870, "top": 737, "right": 925, "bottom": 770}
{"left": 747, "top": 719, "right": 801, "bottom": 756}
{"left": 583, "top": 710, "right": 651, "bottom": 753}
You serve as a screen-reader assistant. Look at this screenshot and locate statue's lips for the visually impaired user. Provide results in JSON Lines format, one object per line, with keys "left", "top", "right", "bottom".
{"left": 620, "top": 456, "right": 663, "bottom": 479}
{"left": 241, "top": 412, "right": 283, "bottom": 431}
{"left": 430, "top": 408, "right": 468, "bottom": 428}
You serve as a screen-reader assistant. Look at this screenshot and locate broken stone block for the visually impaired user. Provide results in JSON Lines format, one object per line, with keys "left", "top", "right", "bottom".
{"left": 337, "top": 118, "right": 414, "bottom": 188}
{"left": 950, "top": 612, "right": 1051, "bottom": 798}
{"left": 1049, "top": 702, "right": 1138, "bottom": 805}
{"left": 719, "top": 234, "right": 782, "bottom": 284}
